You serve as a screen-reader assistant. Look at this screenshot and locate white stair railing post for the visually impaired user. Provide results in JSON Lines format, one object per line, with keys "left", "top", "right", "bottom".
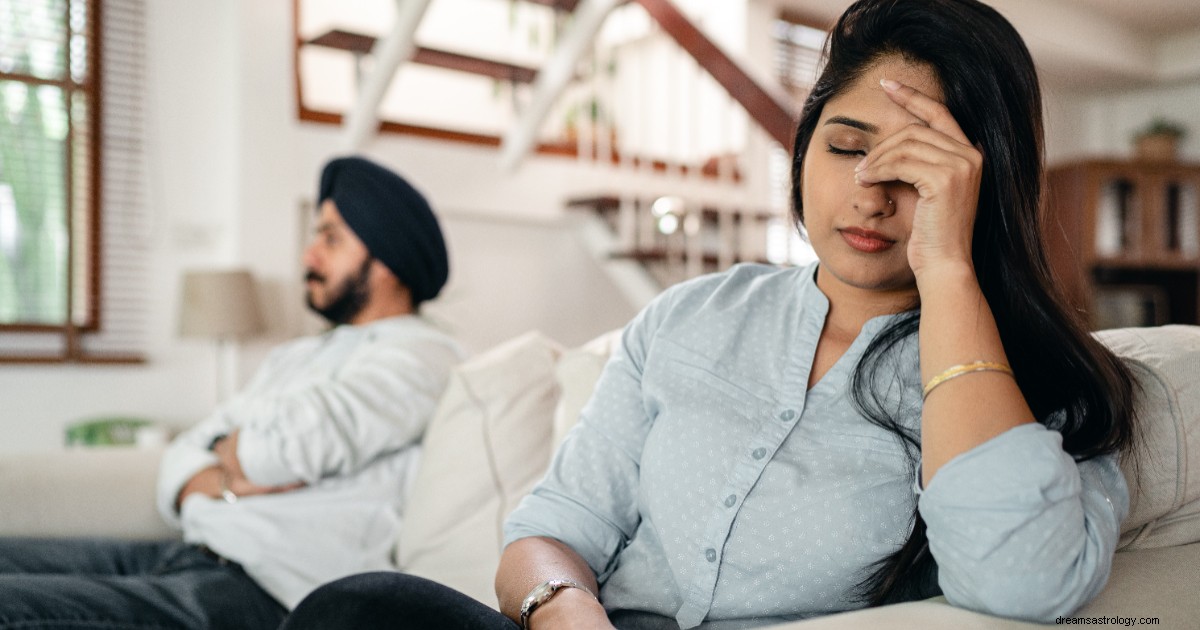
{"left": 342, "top": 0, "right": 432, "bottom": 152}
{"left": 500, "top": 0, "right": 622, "bottom": 172}
{"left": 717, "top": 91, "right": 738, "bottom": 270}
{"left": 684, "top": 55, "right": 704, "bottom": 280}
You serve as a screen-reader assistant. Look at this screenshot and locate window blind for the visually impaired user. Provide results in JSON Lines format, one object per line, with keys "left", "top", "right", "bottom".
{"left": 773, "top": 17, "right": 825, "bottom": 100}
{"left": 0, "top": 0, "right": 147, "bottom": 361}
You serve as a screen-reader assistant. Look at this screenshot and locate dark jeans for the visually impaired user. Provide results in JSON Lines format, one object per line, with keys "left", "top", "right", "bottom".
{"left": 0, "top": 537, "right": 286, "bottom": 630}
{"left": 281, "top": 573, "right": 687, "bottom": 630}
{"left": 281, "top": 572, "right": 519, "bottom": 630}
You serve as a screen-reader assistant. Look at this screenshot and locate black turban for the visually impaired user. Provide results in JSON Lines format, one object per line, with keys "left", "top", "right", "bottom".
{"left": 318, "top": 156, "right": 448, "bottom": 307}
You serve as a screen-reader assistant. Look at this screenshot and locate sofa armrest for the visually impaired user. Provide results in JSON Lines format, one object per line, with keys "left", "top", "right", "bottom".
{"left": 755, "top": 542, "right": 1200, "bottom": 629}
{"left": 753, "top": 600, "right": 1044, "bottom": 630}
{"left": 0, "top": 447, "right": 176, "bottom": 540}
{"left": 1073, "top": 540, "right": 1200, "bottom": 626}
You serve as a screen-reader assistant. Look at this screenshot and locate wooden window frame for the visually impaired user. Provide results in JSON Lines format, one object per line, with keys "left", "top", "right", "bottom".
{"left": 0, "top": 0, "right": 101, "bottom": 335}
{"left": 0, "top": 0, "right": 140, "bottom": 364}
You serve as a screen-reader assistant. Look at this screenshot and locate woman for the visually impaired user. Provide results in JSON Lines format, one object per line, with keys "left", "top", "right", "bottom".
{"left": 281, "top": 0, "right": 1137, "bottom": 628}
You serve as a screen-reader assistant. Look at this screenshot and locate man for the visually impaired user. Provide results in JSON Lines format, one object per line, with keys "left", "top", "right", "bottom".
{"left": 0, "top": 156, "right": 464, "bottom": 629}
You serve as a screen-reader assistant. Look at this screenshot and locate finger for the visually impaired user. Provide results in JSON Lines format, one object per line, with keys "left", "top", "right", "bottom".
{"left": 856, "top": 124, "right": 977, "bottom": 174}
{"left": 864, "top": 123, "right": 974, "bottom": 163}
{"left": 856, "top": 141, "right": 974, "bottom": 187}
{"left": 252, "top": 483, "right": 304, "bottom": 496}
{"left": 880, "top": 79, "right": 971, "bottom": 145}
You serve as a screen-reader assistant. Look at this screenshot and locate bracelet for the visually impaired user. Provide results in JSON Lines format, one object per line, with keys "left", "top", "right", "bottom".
{"left": 218, "top": 470, "right": 238, "bottom": 504}
{"left": 923, "top": 361, "right": 1013, "bottom": 399}
{"left": 519, "top": 579, "right": 595, "bottom": 629}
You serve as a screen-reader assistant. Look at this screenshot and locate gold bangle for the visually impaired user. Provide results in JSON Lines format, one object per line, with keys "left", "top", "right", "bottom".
{"left": 922, "top": 361, "right": 1013, "bottom": 399}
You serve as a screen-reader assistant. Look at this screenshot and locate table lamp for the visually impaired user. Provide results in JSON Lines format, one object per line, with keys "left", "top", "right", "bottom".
{"left": 179, "top": 269, "right": 265, "bottom": 402}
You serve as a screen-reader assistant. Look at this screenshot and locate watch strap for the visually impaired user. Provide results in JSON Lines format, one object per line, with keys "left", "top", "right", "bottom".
{"left": 519, "top": 578, "right": 595, "bottom": 629}
{"left": 218, "top": 470, "right": 238, "bottom": 504}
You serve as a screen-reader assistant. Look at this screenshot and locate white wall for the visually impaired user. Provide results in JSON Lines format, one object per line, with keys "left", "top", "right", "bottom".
{"left": 1076, "top": 81, "right": 1200, "bottom": 162}
{"left": 426, "top": 214, "right": 637, "bottom": 354}
{"left": 1040, "top": 77, "right": 1200, "bottom": 168}
{"left": 1042, "top": 83, "right": 1093, "bottom": 167}
{"left": 0, "top": 0, "right": 641, "bottom": 455}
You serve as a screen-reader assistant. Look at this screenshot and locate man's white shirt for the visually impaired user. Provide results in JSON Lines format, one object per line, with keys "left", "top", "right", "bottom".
{"left": 156, "top": 315, "right": 464, "bottom": 608}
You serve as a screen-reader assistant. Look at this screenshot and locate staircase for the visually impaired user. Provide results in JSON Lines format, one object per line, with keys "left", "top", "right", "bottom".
{"left": 294, "top": 0, "right": 814, "bottom": 291}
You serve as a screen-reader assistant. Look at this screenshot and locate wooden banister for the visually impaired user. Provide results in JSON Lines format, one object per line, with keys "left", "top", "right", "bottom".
{"left": 522, "top": 0, "right": 581, "bottom": 11}
{"left": 633, "top": 0, "right": 797, "bottom": 151}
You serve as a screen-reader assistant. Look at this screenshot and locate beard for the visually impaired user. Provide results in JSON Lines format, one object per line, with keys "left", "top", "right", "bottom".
{"left": 305, "top": 258, "right": 373, "bottom": 325}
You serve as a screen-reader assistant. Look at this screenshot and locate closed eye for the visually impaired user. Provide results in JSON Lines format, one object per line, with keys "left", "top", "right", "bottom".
{"left": 827, "top": 144, "right": 866, "bottom": 157}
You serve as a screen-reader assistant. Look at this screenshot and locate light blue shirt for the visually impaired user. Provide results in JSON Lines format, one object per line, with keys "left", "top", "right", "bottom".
{"left": 504, "top": 263, "right": 1127, "bottom": 629}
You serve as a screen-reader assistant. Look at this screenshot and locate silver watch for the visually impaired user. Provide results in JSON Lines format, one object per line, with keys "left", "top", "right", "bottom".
{"left": 519, "top": 578, "right": 595, "bottom": 629}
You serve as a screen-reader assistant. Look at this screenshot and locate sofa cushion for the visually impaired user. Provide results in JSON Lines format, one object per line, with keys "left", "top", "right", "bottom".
{"left": 1074, "top": 540, "right": 1200, "bottom": 626}
{"left": 396, "top": 332, "right": 563, "bottom": 608}
{"left": 552, "top": 330, "right": 622, "bottom": 447}
{"left": 1095, "top": 325, "right": 1200, "bottom": 550}
{"left": 0, "top": 447, "right": 175, "bottom": 540}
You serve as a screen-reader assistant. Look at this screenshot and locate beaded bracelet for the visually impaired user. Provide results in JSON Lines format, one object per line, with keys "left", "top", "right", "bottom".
{"left": 922, "top": 361, "right": 1013, "bottom": 400}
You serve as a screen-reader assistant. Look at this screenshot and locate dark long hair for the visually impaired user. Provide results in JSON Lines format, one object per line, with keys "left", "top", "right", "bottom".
{"left": 789, "top": 0, "right": 1139, "bottom": 605}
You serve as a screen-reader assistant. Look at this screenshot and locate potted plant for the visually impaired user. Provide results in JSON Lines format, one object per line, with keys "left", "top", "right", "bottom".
{"left": 563, "top": 95, "right": 618, "bottom": 150}
{"left": 1134, "top": 118, "right": 1187, "bottom": 162}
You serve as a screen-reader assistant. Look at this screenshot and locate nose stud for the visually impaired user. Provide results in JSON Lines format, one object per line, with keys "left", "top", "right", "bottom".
{"left": 887, "top": 199, "right": 894, "bottom": 206}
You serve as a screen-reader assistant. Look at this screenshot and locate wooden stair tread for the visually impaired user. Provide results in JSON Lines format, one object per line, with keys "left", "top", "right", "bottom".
{"left": 307, "top": 29, "right": 539, "bottom": 84}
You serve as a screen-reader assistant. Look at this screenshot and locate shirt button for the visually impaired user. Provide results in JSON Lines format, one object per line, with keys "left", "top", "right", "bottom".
{"left": 724, "top": 494, "right": 736, "bottom": 507}
{"left": 780, "top": 409, "right": 796, "bottom": 421}
{"left": 752, "top": 447, "right": 767, "bottom": 460}
{"left": 705, "top": 548, "right": 717, "bottom": 562}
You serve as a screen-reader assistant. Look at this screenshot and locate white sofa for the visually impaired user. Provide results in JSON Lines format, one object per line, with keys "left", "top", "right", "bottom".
{"left": 2, "top": 326, "right": 1199, "bottom": 629}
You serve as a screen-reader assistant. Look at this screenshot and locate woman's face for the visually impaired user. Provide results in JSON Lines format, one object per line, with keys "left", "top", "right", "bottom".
{"left": 800, "top": 56, "right": 943, "bottom": 302}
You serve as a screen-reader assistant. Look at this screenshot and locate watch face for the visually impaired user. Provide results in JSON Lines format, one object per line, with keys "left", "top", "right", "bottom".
{"left": 531, "top": 582, "right": 556, "bottom": 601}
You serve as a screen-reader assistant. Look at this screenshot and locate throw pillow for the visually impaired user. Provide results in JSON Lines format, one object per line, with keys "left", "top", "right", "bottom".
{"left": 396, "top": 331, "right": 563, "bottom": 608}
{"left": 552, "top": 329, "right": 622, "bottom": 447}
{"left": 1097, "top": 326, "right": 1200, "bottom": 550}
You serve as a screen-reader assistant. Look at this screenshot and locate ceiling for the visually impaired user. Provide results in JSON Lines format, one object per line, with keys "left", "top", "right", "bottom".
{"left": 1056, "top": 0, "right": 1200, "bottom": 36}
{"left": 777, "top": 0, "right": 1200, "bottom": 91}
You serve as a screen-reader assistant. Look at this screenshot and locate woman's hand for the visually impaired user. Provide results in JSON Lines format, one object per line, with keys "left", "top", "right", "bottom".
{"left": 854, "top": 78, "right": 983, "bottom": 283}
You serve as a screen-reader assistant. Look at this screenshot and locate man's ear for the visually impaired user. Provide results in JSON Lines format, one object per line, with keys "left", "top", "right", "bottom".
{"left": 369, "top": 260, "right": 413, "bottom": 310}
{"left": 368, "top": 259, "right": 399, "bottom": 287}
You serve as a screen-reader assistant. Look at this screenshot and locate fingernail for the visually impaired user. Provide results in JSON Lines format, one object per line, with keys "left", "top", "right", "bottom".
{"left": 880, "top": 78, "right": 901, "bottom": 91}
{"left": 854, "top": 158, "right": 866, "bottom": 172}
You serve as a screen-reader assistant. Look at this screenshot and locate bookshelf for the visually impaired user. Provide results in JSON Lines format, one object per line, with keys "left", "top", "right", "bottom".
{"left": 1045, "top": 160, "right": 1200, "bottom": 329}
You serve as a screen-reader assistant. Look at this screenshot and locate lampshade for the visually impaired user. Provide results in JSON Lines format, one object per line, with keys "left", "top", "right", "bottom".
{"left": 179, "top": 269, "right": 266, "bottom": 339}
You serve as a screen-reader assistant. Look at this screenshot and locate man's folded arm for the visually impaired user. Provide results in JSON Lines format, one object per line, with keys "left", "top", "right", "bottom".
{"left": 233, "top": 336, "right": 460, "bottom": 487}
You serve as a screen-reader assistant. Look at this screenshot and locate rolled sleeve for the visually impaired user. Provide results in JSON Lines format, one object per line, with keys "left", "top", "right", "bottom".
{"left": 919, "top": 423, "right": 1128, "bottom": 622}
{"left": 155, "top": 412, "right": 231, "bottom": 528}
{"left": 503, "top": 284, "right": 682, "bottom": 578}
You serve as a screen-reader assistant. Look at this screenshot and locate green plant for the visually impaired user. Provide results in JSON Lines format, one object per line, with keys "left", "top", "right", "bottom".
{"left": 565, "top": 96, "right": 608, "bottom": 127}
{"left": 65, "top": 417, "right": 154, "bottom": 447}
{"left": 1136, "top": 118, "right": 1187, "bottom": 140}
